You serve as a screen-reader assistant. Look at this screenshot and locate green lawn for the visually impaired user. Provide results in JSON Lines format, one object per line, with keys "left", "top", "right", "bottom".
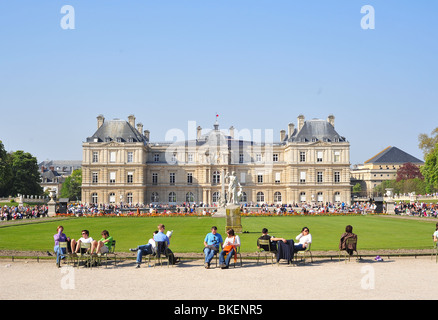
{"left": 0, "top": 215, "right": 436, "bottom": 253}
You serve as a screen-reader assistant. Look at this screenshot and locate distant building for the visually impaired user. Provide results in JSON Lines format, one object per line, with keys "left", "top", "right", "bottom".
{"left": 81, "top": 114, "right": 351, "bottom": 206}
{"left": 39, "top": 160, "right": 82, "bottom": 195}
{"left": 350, "top": 146, "right": 424, "bottom": 197}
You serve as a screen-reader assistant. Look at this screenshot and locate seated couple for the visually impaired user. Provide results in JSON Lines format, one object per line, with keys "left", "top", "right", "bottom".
{"left": 203, "top": 227, "right": 240, "bottom": 269}
{"left": 258, "top": 227, "right": 312, "bottom": 253}
{"left": 130, "top": 224, "right": 179, "bottom": 268}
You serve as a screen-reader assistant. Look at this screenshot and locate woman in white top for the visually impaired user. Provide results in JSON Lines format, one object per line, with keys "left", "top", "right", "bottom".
{"left": 295, "top": 227, "right": 312, "bottom": 252}
{"left": 219, "top": 228, "right": 241, "bottom": 269}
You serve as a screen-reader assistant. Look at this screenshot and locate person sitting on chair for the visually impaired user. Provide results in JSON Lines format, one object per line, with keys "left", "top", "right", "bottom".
{"left": 219, "top": 228, "right": 241, "bottom": 269}
{"left": 71, "top": 230, "right": 94, "bottom": 255}
{"left": 257, "top": 228, "right": 277, "bottom": 253}
{"left": 339, "top": 225, "right": 357, "bottom": 256}
{"left": 203, "top": 226, "right": 223, "bottom": 269}
{"left": 153, "top": 224, "right": 179, "bottom": 265}
{"left": 130, "top": 230, "right": 158, "bottom": 268}
{"left": 295, "top": 227, "right": 312, "bottom": 252}
{"left": 90, "top": 230, "right": 113, "bottom": 255}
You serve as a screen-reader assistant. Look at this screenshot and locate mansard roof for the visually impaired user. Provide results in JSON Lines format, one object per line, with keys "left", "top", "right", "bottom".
{"left": 86, "top": 119, "right": 146, "bottom": 143}
{"left": 289, "top": 119, "right": 346, "bottom": 143}
{"left": 364, "top": 146, "right": 424, "bottom": 164}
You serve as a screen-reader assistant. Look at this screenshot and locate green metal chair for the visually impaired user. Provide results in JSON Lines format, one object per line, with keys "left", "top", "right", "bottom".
{"left": 339, "top": 238, "right": 359, "bottom": 263}
{"left": 294, "top": 243, "right": 313, "bottom": 264}
{"left": 98, "top": 240, "right": 117, "bottom": 268}
{"left": 256, "top": 239, "right": 275, "bottom": 265}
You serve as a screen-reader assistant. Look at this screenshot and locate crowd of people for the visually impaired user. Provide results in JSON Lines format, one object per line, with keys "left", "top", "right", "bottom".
{"left": 1, "top": 205, "right": 48, "bottom": 221}
{"left": 394, "top": 201, "right": 438, "bottom": 217}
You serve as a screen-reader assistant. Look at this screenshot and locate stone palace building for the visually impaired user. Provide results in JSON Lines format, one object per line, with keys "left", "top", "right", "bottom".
{"left": 81, "top": 114, "right": 351, "bottom": 206}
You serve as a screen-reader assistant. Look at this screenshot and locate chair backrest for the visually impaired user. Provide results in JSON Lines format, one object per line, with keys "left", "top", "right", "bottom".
{"left": 81, "top": 242, "right": 92, "bottom": 253}
{"left": 305, "top": 243, "right": 311, "bottom": 251}
{"left": 345, "top": 238, "right": 357, "bottom": 251}
{"left": 156, "top": 241, "right": 168, "bottom": 257}
{"left": 110, "top": 240, "right": 116, "bottom": 253}
{"left": 258, "top": 239, "right": 271, "bottom": 252}
{"left": 59, "top": 242, "right": 68, "bottom": 249}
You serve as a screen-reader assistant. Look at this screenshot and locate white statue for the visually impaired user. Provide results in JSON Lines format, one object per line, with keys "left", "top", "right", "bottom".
{"left": 224, "top": 171, "right": 242, "bottom": 205}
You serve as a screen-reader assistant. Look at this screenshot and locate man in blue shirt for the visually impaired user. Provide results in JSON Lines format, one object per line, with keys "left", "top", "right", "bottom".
{"left": 154, "top": 224, "right": 170, "bottom": 245}
{"left": 203, "top": 226, "right": 223, "bottom": 269}
{"left": 153, "top": 224, "right": 179, "bottom": 265}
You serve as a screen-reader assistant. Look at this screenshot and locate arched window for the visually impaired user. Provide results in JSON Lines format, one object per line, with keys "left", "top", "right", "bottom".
{"left": 240, "top": 192, "right": 247, "bottom": 203}
{"left": 274, "top": 192, "right": 282, "bottom": 203}
{"left": 257, "top": 192, "right": 264, "bottom": 203}
{"left": 212, "top": 191, "right": 220, "bottom": 203}
{"left": 212, "top": 171, "right": 220, "bottom": 184}
{"left": 151, "top": 192, "right": 159, "bottom": 203}
{"left": 168, "top": 192, "right": 177, "bottom": 203}
{"left": 91, "top": 193, "right": 98, "bottom": 204}
{"left": 186, "top": 192, "right": 194, "bottom": 203}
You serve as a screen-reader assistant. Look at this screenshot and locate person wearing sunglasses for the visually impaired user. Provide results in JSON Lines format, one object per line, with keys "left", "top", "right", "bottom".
{"left": 71, "top": 230, "right": 94, "bottom": 255}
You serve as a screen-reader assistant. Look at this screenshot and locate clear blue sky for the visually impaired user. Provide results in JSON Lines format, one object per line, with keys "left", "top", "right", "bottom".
{"left": 0, "top": 1, "right": 436, "bottom": 165}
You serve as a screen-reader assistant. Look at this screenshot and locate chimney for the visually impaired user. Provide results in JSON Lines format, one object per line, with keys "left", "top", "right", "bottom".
{"left": 144, "top": 130, "right": 150, "bottom": 142}
{"left": 137, "top": 122, "right": 144, "bottom": 135}
{"left": 128, "top": 114, "right": 136, "bottom": 127}
{"left": 97, "top": 114, "right": 105, "bottom": 129}
{"left": 229, "top": 126, "right": 235, "bottom": 139}
{"left": 288, "top": 123, "right": 295, "bottom": 139}
{"left": 297, "top": 115, "right": 305, "bottom": 131}
{"left": 197, "top": 126, "right": 202, "bottom": 140}
{"left": 327, "top": 114, "right": 335, "bottom": 127}
{"left": 280, "top": 130, "right": 286, "bottom": 141}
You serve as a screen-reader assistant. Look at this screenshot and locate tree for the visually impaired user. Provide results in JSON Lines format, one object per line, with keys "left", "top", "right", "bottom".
{"left": 0, "top": 140, "right": 12, "bottom": 197}
{"left": 418, "top": 127, "right": 438, "bottom": 158}
{"left": 352, "top": 183, "right": 362, "bottom": 195}
{"left": 60, "top": 168, "right": 82, "bottom": 201}
{"left": 396, "top": 162, "right": 423, "bottom": 182}
{"left": 420, "top": 145, "right": 438, "bottom": 193}
{"left": 9, "top": 150, "right": 43, "bottom": 197}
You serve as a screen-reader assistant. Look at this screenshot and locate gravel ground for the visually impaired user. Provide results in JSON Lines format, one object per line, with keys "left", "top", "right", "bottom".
{"left": 1, "top": 252, "right": 437, "bottom": 301}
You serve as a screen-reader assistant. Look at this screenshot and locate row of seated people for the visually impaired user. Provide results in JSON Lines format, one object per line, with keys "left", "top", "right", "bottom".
{"left": 52, "top": 224, "right": 358, "bottom": 268}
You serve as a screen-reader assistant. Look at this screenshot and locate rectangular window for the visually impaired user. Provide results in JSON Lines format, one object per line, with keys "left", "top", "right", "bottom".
{"left": 240, "top": 172, "right": 246, "bottom": 184}
{"left": 300, "top": 151, "right": 306, "bottom": 162}
{"left": 187, "top": 153, "right": 194, "bottom": 163}
{"left": 239, "top": 153, "right": 244, "bottom": 164}
{"left": 92, "top": 152, "right": 98, "bottom": 163}
{"left": 275, "top": 172, "right": 281, "bottom": 184}
{"left": 110, "top": 151, "right": 116, "bottom": 163}
{"left": 256, "top": 154, "right": 262, "bottom": 162}
{"left": 154, "top": 154, "right": 160, "bottom": 162}
{"left": 317, "top": 171, "right": 323, "bottom": 183}
{"left": 187, "top": 173, "right": 193, "bottom": 185}
{"left": 273, "top": 154, "right": 279, "bottom": 162}
{"left": 127, "top": 152, "right": 133, "bottom": 163}
{"left": 109, "top": 172, "right": 116, "bottom": 184}
{"left": 152, "top": 173, "right": 158, "bottom": 185}
{"left": 257, "top": 173, "right": 263, "bottom": 184}
{"left": 317, "top": 151, "right": 323, "bottom": 162}
{"left": 127, "top": 172, "right": 133, "bottom": 184}
{"left": 170, "top": 172, "right": 175, "bottom": 185}
{"left": 334, "top": 151, "right": 340, "bottom": 162}
{"left": 300, "top": 171, "right": 306, "bottom": 184}
{"left": 334, "top": 171, "right": 341, "bottom": 183}
{"left": 92, "top": 172, "right": 98, "bottom": 184}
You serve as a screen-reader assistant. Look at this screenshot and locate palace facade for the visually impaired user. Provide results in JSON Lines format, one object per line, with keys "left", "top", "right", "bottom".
{"left": 81, "top": 114, "right": 351, "bottom": 206}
